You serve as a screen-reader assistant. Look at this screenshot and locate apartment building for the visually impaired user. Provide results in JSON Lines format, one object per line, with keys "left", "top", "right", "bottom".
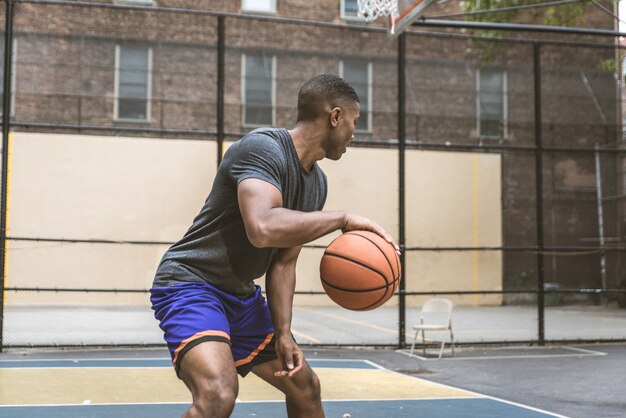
{"left": 0, "top": 0, "right": 622, "bottom": 297}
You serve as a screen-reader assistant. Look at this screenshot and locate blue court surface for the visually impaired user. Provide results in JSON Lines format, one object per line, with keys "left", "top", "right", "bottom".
{"left": 0, "top": 357, "right": 568, "bottom": 418}
{"left": 0, "top": 399, "right": 566, "bottom": 418}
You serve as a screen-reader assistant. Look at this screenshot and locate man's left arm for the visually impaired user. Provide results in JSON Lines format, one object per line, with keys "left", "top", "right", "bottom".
{"left": 265, "top": 245, "right": 303, "bottom": 378}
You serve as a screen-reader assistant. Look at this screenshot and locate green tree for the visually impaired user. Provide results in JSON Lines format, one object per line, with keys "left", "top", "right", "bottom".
{"left": 462, "top": 0, "right": 586, "bottom": 27}
{"left": 461, "top": 0, "right": 589, "bottom": 63}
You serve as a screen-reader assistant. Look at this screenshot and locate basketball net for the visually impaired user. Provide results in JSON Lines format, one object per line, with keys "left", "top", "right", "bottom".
{"left": 357, "top": 0, "right": 398, "bottom": 23}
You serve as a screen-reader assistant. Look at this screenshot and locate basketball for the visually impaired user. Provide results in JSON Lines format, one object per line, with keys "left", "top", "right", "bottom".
{"left": 320, "top": 230, "right": 401, "bottom": 311}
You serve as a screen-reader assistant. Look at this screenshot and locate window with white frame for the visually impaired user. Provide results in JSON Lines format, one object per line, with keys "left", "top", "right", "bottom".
{"left": 477, "top": 68, "right": 507, "bottom": 139}
{"left": 115, "top": 45, "right": 152, "bottom": 122}
{"left": 242, "top": 53, "right": 275, "bottom": 127}
{"left": 340, "top": 58, "right": 372, "bottom": 132}
{"left": 0, "top": 37, "right": 17, "bottom": 117}
{"left": 242, "top": 0, "right": 276, "bottom": 14}
{"left": 341, "top": 0, "right": 363, "bottom": 20}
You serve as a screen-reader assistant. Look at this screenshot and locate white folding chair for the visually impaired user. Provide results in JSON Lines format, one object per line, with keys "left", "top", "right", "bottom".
{"left": 409, "top": 298, "right": 454, "bottom": 359}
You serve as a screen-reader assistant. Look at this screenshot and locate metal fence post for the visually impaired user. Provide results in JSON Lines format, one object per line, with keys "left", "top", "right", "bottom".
{"left": 398, "top": 32, "right": 406, "bottom": 348}
{"left": 533, "top": 41, "right": 545, "bottom": 345}
{"left": 0, "top": 0, "right": 15, "bottom": 353}
{"left": 217, "top": 15, "right": 225, "bottom": 166}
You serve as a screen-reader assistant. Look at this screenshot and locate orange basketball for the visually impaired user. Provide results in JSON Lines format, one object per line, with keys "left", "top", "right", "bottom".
{"left": 320, "top": 230, "right": 401, "bottom": 311}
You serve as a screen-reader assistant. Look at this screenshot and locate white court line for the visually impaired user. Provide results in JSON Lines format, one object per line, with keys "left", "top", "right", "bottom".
{"left": 361, "top": 359, "right": 386, "bottom": 370}
{"left": 308, "top": 358, "right": 570, "bottom": 418}
{"left": 396, "top": 345, "right": 607, "bottom": 361}
{"left": 0, "top": 357, "right": 361, "bottom": 364}
{"left": 234, "top": 397, "right": 482, "bottom": 403}
{"left": 0, "top": 401, "right": 192, "bottom": 408}
{"left": 0, "top": 357, "right": 170, "bottom": 363}
{"left": 0, "top": 398, "right": 481, "bottom": 408}
{"left": 0, "top": 366, "right": 174, "bottom": 370}
{"left": 364, "top": 359, "right": 570, "bottom": 418}
{"left": 563, "top": 346, "right": 607, "bottom": 355}
{"left": 0, "top": 357, "right": 372, "bottom": 370}
{"left": 0, "top": 358, "right": 570, "bottom": 417}
{"left": 481, "top": 396, "right": 570, "bottom": 418}
{"left": 0, "top": 358, "right": 572, "bottom": 418}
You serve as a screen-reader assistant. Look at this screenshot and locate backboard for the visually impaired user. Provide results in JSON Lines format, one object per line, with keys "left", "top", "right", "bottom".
{"left": 389, "top": 0, "right": 436, "bottom": 37}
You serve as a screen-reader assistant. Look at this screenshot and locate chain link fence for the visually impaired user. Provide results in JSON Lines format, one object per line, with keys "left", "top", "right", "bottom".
{"left": 1, "top": 0, "right": 625, "bottom": 349}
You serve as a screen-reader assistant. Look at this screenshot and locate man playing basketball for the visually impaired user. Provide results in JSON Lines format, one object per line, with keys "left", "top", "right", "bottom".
{"left": 150, "top": 74, "right": 398, "bottom": 418}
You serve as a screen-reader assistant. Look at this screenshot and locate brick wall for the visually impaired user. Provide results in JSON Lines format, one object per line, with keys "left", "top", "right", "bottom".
{"left": 2, "top": 0, "right": 623, "bottom": 294}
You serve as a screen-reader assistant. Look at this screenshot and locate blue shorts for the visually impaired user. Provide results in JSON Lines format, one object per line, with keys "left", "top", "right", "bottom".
{"left": 150, "top": 282, "right": 277, "bottom": 377}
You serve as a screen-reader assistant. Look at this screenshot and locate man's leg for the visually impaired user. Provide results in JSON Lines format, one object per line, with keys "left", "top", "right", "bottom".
{"left": 178, "top": 341, "right": 239, "bottom": 418}
{"left": 252, "top": 358, "right": 324, "bottom": 418}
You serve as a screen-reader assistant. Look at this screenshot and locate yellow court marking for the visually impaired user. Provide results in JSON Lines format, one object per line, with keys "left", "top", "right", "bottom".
{"left": 0, "top": 368, "right": 190, "bottom": 405}
{"left": 0, "top": 366, "right": 476, "bottom": 406}
{"left": 239, "top": 368, "right": 476, "bottom": 401}
{"left": 2, "top": 132, "right": 11, "bottom": 305}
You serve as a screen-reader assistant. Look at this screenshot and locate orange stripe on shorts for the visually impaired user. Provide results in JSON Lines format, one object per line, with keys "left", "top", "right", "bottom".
{"left": 172, "top": 330, "right": 231, "bottom": 367}
{"left": 234, "top": 332, "right": 274, "bottom": 367}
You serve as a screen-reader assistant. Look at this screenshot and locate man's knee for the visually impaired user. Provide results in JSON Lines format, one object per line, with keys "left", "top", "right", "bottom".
{"left": 177, "top": 341, "right": 239, "bottom": 417}
{"left": 185, "top": 374, "right": 239, "bottom": 417}
{"left": 307, "top": 370, "right": 322, "bottom": 400}
{"left": 206, "top": 376, "right": 238, "bottom": 404}
{"left": 293, "top": 368, "right": 322, "bottom": 401}
{"left": 180, "top": 360, "right": 239, "bottom": 418}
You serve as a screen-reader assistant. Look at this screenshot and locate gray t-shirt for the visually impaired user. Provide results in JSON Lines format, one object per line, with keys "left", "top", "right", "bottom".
{"left": 153, "top": 128, "right": 328, "bottom": 298}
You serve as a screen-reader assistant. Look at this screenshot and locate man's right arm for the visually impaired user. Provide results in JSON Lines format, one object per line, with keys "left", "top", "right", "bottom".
{"left": 237, "top": 178, "right": 398, "bottom": 251}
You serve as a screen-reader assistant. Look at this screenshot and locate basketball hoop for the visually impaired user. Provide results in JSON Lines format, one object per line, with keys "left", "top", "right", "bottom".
{"left": 359, "top": 0, "right": 436, "bottom": 37}
{"left": 357, "top": 0, "right": 398, "bottom": 22}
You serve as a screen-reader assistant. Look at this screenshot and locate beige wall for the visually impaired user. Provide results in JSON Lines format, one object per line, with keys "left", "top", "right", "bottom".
{"left": 5, "top": 134, "right": 501, "bottom": 306}
{"left": 405, "top": 151, "right": 503, "bottom": 305}
{"left": 291, "top": 149, "right": 503, "bottom": 306}
{"left": 6, "top": 132, "right": 217, "bottom": 305}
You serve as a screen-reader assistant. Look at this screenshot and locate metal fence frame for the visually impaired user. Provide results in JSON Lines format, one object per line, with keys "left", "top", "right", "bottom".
{"left": 1, "top": 0, "right": 626, "bottom": 351}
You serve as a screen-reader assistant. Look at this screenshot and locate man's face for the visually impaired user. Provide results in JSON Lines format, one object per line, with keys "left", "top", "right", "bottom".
{"left": 326, "top": 101, "right": 360, "bottom": 161}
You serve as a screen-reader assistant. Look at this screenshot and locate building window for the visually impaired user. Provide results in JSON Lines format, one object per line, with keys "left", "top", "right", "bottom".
{"left": 0, "top": 37, "right": 17, "bottom": 117}
{"left": 242, "top": 0, "right": 276, "bottom": 14}
{"left": 340, "top": 59, "right": 372, "bottom": 132}
{"left": 242, "top": 54, "right": 275, "bottom": 127}
{"left": 477, "top": 68, "right": 507, "bottom": 139}
{"left": 341, "top": 0, "right": 364, "bottom": 21}
{"left": 115, "top": 45, "right": 152, "bottom": 122}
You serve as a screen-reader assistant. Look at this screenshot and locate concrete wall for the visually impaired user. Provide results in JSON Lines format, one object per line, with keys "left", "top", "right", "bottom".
{"left": 405, "top": 151, "right": 503, "bottom": 305}
{"left": 6, "top": 132, "right": 216, "bottom": 306}
{"left": 5, "top": 133, "right": 501, "bottom": 306}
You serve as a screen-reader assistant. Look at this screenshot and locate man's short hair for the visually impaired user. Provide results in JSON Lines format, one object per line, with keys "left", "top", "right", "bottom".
{"left": 296, "top": 74, "right": 360, "bottom": 122}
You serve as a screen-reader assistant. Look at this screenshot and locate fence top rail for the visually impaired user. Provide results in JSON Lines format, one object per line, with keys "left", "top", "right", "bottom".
{"left": 12, "top": 0, "right": 624, "bottom": 48}
{"left": 412, "top": 18, "right": 626, "bottom": 38}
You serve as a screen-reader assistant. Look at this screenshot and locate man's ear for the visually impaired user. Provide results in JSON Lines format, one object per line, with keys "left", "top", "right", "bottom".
{"left": 330, "top": 107, "right": 341, "bottom": 127}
